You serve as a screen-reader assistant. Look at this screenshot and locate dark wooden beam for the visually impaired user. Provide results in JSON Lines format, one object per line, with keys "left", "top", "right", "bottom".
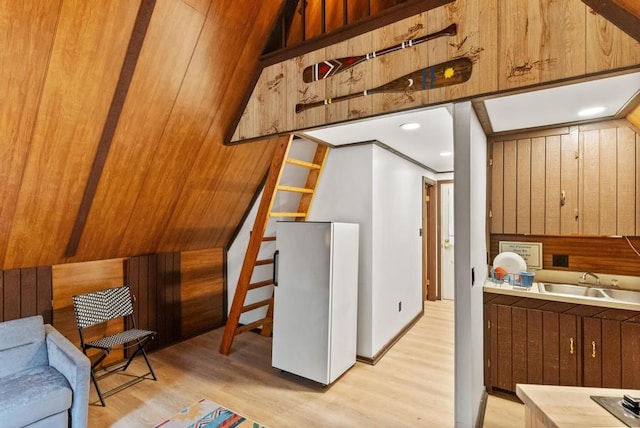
{"left": 260, "top": 0, "right": 453, "bottom": 67}
{"left": 582, "top": 0, "right": 640, "bottom": 42}
{"left": 65, "top": 0, "right": 156, "bottom": 257}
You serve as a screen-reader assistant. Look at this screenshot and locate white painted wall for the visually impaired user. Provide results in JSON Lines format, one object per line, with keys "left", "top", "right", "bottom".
{"left": 453, "top": 102, "right": 488, "bottom": 427}
{"left": 228, "top": 140, "right": 439, "bottom": 359}
{"left": 311, "top": 144, "right": 437, "bottom": 358}
{"left": 308, "top": 145, "right": 375, "bottom": 357}
{"left": 370, "top": 145, "right": 427, "bottom": 354}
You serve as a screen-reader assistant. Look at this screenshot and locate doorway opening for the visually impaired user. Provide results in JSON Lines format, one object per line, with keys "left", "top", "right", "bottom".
{"left": 423, "top": 178, "right": 437, "bottom": 301}
{"left": 438, "top": 180, "right": 454, "bottom": 300}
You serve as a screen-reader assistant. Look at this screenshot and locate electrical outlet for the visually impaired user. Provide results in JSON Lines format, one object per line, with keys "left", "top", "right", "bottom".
{"left": 553, "top": 254, "right": 569, "bottom": 267}
{"left": 398, "top": 301, "right": 402, "bottom": 312}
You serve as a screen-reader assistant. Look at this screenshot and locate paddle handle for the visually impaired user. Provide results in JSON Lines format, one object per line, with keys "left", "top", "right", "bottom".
{"left": 296, "top": 57, "right": 472, "bottom": 113}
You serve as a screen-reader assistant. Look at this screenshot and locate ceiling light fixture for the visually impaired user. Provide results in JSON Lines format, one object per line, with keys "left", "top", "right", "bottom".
{"left": 399, "top": 122, "right": 420, "bottom": 130}
{"left": 577, "top": 106, "right": 606, "bottom": 117}
{"left": 440, "top": 152, "right": 453, "bottom": 157}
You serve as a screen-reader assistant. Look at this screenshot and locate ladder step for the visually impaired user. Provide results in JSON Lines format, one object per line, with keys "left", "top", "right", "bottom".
{"left": 262, "top": 236, "right": 276, "bottom": 241}
{"left": 248, "top": 279, "right": 273, "bottom": 290}
{"left": 269, "top": 212, "right": 306, "bottom": 218}
{"left": 286, "top": 157, "right": 321, "bottom": 169}
{"left": 242, "top": 298, "right": 273, "bottom": 313}
{"left": 236, "top": 318, "right": 272, "bottom": 334}
{"left": 276, "top": 185, "right": 314, "bottom": 194}
{"left": 255, "top": 258, "right": 274, "bottom": 266}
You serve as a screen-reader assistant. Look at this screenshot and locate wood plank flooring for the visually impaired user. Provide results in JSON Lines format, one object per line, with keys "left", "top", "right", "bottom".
{"left": 88, "top": 300, "right": 524, "bottom": 427}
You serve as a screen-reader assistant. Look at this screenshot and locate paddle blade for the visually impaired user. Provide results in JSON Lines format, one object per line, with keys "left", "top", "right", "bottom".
{"left": 370, "top": 57, "right": 473, "bottom": 94}
{"left": 302, "top": 57, "right": 365, "bottom": 83}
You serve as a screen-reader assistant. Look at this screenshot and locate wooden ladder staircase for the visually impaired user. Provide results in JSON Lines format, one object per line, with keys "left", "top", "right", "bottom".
{"left": 219, "top": 134, "right": 330, "bottom": 355}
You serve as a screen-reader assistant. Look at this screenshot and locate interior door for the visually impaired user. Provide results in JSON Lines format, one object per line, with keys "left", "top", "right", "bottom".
{"left": 440, "top": 182, "right": 455, "bottom": 300}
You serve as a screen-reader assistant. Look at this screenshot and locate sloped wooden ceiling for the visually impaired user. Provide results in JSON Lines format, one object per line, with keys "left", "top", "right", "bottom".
{"left": 0, "top": 0, "right": 285, "bottom": 270}
{"left": 582, "top": 0, "right": 640, "bottom": 41}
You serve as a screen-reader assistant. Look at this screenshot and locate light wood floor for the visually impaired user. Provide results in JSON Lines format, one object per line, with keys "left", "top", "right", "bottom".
{"left": 88, "top": 300, "right": 524, "bottom": 427}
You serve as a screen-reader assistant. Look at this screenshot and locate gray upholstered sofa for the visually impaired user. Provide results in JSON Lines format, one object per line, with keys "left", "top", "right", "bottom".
{"left": 0, "top": 315, "right": 90, "bottom": 428}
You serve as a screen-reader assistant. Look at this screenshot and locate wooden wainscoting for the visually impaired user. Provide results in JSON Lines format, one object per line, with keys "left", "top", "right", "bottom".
{"left": 180, "top": 248, "right": 225, "bottom": 340}
{"left": 490, "top": 234, "right": 640, "bottom": 276}
{"left": 10, "top": 249, "right": 223, "bottom": 367}
{"left": 0, "top": 266, "right": 52, "bottom": 323}
{"left": 126, "top": 253, "right": 181, "bottom": 351}
{"left": 52, "top": 258, "right": 127, "bottom": 365}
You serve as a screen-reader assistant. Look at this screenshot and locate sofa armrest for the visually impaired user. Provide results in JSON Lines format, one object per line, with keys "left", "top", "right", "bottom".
{"left": 45, "top": 324, "right": 90, "bottom": 428}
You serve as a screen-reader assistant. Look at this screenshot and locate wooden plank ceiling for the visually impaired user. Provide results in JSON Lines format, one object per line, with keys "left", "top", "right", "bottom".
{"left": 0, "top": 0, "right": 285, "bottom": 270}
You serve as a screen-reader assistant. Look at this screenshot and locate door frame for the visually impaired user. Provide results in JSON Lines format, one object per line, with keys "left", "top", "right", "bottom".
{"left": 422, "top": 177, "right": 437, "bottom": 301}
{"left": 437, "top": 179, "right": 453, "bottom": 300}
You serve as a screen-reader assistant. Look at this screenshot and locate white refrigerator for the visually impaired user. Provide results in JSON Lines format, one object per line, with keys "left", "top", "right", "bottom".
{"left": 272, "top": 221, "right": 359, "bottom": 385}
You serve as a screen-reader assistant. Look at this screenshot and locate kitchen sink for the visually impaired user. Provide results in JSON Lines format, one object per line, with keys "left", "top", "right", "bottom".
{"left": 538, "top": 282, "right": 640, "bottom": 304}
{"left": 601, "top": 288, "right": 640, "bottom": 304}
{"left": 538, "top": 283, "right": 607, "bottom": 298}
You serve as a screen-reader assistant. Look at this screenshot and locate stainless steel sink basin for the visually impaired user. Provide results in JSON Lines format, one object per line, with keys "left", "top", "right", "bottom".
{"left": 601, "top": 288, "right": 640, "bottom": 304}
{"left": 538, "top": 282, "right": 640, "bottom": 304}
{"left": 538, "top": 283, "right": 607, "bottom": 298}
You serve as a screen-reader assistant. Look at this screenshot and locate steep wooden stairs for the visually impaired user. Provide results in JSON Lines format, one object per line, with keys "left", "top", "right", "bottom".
{"left": 219, "top": 134, "right": 330, "bottom": 355}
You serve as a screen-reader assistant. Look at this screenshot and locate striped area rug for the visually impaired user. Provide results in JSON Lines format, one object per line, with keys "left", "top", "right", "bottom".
{"left": 154, "top": 398, "right": 266, "bottom": 428}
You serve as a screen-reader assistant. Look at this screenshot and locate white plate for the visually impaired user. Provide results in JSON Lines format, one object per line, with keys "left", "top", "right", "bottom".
{"left": 493, "top": 251, "right": 527, "bottom": 274}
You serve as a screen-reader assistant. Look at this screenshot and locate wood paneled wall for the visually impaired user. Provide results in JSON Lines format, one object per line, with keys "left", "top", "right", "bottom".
{"left": 0, "top": 266, "right": 52, "bottom": 324}
{"left": 490, "top": 234, "right": 640, "bottom": 277}
{"left": 180, "top": 248, "right": 225, "bottom": 339}
{"left": 491, "top": 121, "right": 639, "bottom": 236}
{"left": 0, "top": 0, "right": 281, "bottom": 271}
{"left": 489, "top": 120, "right": 640, "bottom": 278}
{"left": 231, "top": 0, "right": 640, "bottom": 142}
{"left": 52, "top": 258, "right": 127, "bottom": 363}
{"left": 46, "top": 250, "right": 223, "bottom": 360}
{"left": 126, "top": 254, "right": 181, "bottom": 351}
{"left": 286, "top": 0, "right": 411, "bottom": 47}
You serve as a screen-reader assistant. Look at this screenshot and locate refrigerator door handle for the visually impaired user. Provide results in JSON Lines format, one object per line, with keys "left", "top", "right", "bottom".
{"left": 273, "top": 250, "right": 279, "bottom": 286}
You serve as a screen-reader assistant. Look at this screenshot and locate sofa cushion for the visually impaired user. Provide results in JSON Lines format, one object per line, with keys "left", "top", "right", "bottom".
{"left": 0, "top": 316, "right": 48, "bottom": 378}
{"left": 0, "top": 365, "right": 72, "bottom": 427}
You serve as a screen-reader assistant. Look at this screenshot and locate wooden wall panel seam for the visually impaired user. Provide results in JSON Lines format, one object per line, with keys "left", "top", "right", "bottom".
{"left": 65, "top": 0, "right": 156, "bottom": 257}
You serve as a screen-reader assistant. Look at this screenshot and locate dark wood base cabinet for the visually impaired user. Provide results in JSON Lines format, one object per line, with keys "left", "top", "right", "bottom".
{"left": 484, "top": 292, "right": 640, "bottom": 394}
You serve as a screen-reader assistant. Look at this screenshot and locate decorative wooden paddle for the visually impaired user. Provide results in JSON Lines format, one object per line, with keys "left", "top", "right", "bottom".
{"left": 302, "top": 23, "right": 457, "bottom": 83}
{"left": 295, "top": 57, "right": 473, "bottom": 113}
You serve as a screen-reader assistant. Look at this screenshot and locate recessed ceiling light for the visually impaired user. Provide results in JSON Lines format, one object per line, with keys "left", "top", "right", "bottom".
{"left": 440, "top": 152, "right": 453, "bottom": 157}
{"left": 399, "top": 122, "right": 420, "bottom": 130}
{"left": 577, "top": 106, "right": 606, "bottom": 117}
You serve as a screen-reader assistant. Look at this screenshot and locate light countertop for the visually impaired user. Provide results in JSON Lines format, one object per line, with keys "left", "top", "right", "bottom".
{"left": 484, "top": 280, "right": 640, "bottom": 311}
{"left": 517, "top": 384, "right": 640, "bottom": 427}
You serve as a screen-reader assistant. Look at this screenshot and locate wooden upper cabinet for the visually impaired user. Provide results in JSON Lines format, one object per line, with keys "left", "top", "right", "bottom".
{"left": 579, "top": 123, "right": 638, "bottom": 235}
{"left": 490, "top": 121, "right": 639, "bottom": 236}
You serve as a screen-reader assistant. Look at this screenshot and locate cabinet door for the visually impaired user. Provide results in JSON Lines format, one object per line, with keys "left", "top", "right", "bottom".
{"left": 622, "top": 322, "right": 640, "bottom": 389}
{"left": 541, "top": 311, "right": 579, "bottom": 385}
{"left": 542, "top": 311, "right": 560, "bottom": 385}
{"left": 558, "top": 313, "right": 579, "bottom": 386}
{"left": 602, "top": 319, "right": 622, "bottom": 388}
{"left": 526, "top": 308, "right": 543, "bottom": 384}
{"left": 582, "top": 316, "right": 601, "bottom": 386}
{"left": 579, "top": 125, "right": 638, "bottom": 236}
{"left": 583, "top": 317, "right": 622, "bottom": 388}
{"left": 511, "top": 307, "right": 528, "bottom": 390}
{"left": 495, "top": 304, "right": 513, "bottom": 391}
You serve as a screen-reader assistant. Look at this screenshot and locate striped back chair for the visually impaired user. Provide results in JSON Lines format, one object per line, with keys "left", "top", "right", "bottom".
{"left": 72, "top": 286, "right": 156, "bottom": 406}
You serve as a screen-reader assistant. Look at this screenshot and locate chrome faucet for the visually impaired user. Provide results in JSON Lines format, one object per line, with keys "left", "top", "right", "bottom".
{"left": 580, "top": 272, "right": 600, "bottom": 286}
